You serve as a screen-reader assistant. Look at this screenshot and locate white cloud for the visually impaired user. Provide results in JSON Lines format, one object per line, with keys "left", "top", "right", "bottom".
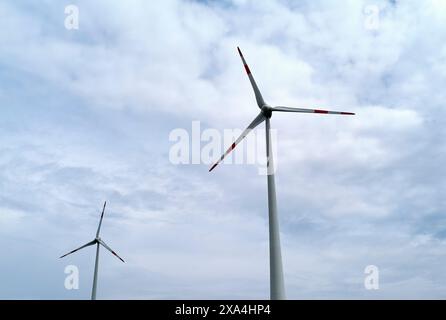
{"left": 1, "top": 0, "right": 446, "bottom": 299}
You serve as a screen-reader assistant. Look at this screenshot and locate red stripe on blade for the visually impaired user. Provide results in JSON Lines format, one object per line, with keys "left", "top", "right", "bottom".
{"left": 314, "top": 110, "right": 329, "bottom": 114}
{"left": 244, "top": 64, "right": 251, "bottom": 75}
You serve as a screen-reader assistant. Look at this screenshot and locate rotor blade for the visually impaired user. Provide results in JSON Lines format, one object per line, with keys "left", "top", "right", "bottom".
{"left": 272, "top": 106, "right": 355, "bottom": 115}
{"left": 209, "top": 112, "right": 266, "bottom": 172}
{"left": 59, "top": 240, "right": 96, "bottom": 259}
{"left": 237, "top": 47, "right": 265, "bottom": 108}
{"left": 96, "top": 201, "right": 107, "bottom": 238}
{"left": 98, "top": 239, "right": 125, "bottom": 263}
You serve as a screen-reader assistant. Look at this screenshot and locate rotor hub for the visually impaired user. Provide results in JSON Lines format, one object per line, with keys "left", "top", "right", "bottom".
{"left": 261, "top": 105, "right": 272, "bottom": 118}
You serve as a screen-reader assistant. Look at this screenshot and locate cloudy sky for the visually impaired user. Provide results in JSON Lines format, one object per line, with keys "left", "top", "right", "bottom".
{"left": 1, "top": 0, "right": 446, "bottom": 299}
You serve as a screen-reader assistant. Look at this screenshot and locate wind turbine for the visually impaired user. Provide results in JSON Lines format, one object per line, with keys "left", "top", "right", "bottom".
{"left": 60, "top": 201, "right": 125, "bottom": 300}
{"left": 209, "top": 47, "right": 355, "bottom": 300}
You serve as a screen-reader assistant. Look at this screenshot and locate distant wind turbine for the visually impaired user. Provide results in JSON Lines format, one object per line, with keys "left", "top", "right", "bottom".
{"left": 60, "top": 201, "right": 125, "bottom": 300}
{"left": 209, "top": 47, "right": 355, "bottom": 300}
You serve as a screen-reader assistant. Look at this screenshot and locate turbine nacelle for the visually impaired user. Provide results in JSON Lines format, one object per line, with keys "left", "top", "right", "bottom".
{"left": 261, "top": 105, "right": 273, "bottom": 118}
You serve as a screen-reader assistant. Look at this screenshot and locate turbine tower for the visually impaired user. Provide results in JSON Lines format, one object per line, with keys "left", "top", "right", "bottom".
{"left": 60, "top": 201, "right": 125, "bottom": 300}
{"left": 209, "top": 47, "right": 355, "bottom": 300}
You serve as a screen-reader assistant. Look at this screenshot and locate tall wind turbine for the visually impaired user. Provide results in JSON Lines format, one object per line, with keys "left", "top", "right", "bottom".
{"left": 209, "top": 47, "right": 355, "bottom": 300}
{"left": 60, "top": 201, "right": 125, "bottom": 300}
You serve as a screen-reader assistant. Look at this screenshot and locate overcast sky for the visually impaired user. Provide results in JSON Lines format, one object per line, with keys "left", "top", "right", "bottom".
{"left": 1, "top": 0, "right": 446, "bottom": 299}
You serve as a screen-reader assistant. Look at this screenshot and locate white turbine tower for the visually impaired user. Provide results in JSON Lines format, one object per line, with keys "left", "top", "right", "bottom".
{"left": 209, "top": 47, "right": 355, "bottom": 300}
{"left": 60, "top": 201, "right": 125, "bottom": 300}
